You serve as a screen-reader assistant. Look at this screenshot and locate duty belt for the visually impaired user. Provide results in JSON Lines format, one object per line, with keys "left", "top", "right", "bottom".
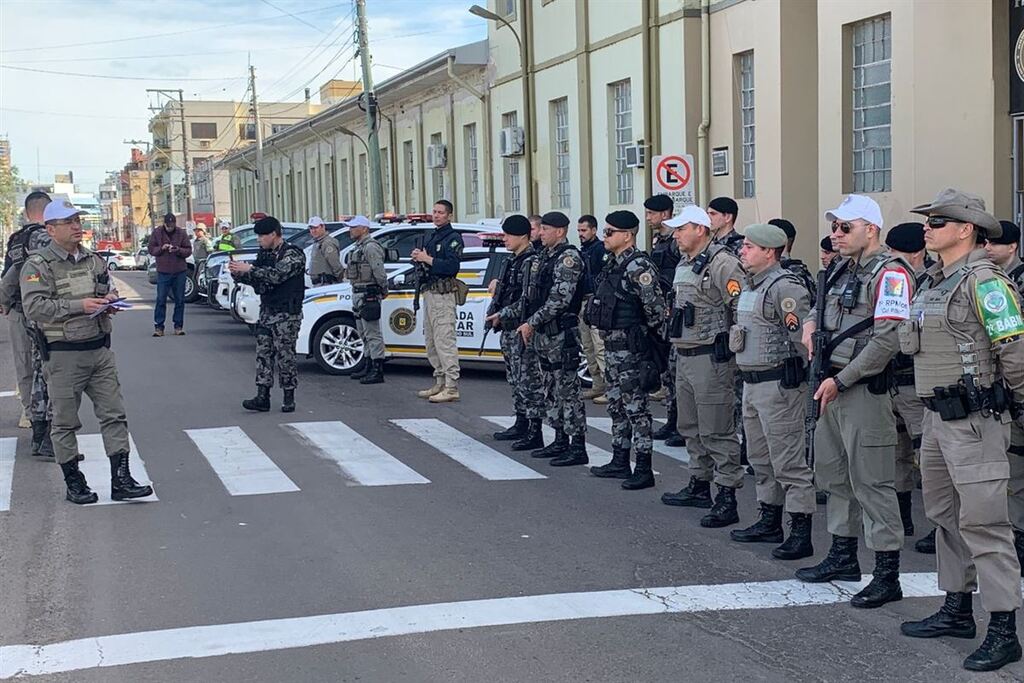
{"left": 738, "top": 364, "right": 806, "bottom": 385}
{"left": 894, "top": 374, "right": 915, "bottom": 387}
{"left": 677, "top": 344, "right": 714, "bottom": 358}
{"left": 48, "top": 335, "right": 109, "bottom": 352}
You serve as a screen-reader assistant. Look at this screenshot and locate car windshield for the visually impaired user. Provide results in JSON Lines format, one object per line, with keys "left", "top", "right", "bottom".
{"left": 239, "top": 226, "right": 301, "bottom": 248}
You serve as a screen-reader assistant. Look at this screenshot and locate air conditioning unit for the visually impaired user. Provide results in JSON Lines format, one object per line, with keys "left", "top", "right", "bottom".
{"left": 624, "top": 142, "right": 646, "bottom": 169}
{"left": 426, "top": 143, "right": 447, "bottom": 169}
{"left": 199, "top": 140, "right": 211, "bottom": 149}
{"left": 499, "top": 126, "right": 525, "bottom": 157}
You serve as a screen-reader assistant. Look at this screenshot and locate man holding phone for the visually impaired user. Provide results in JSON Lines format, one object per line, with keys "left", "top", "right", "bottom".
{"left": 148, "top": 213, "right": 192, "bottom": 336}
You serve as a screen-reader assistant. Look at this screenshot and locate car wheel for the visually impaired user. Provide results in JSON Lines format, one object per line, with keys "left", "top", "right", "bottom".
{"left": 107, "top": 262, "right": 119, "bottom": 271}
{"left": 312, "top": 315, "right": 365, "bottom": 375}
{"left": 184, "top": 268, "right": 200, "bottom": 303}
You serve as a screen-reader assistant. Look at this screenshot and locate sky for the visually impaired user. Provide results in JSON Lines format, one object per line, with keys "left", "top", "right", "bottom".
{"left": 0, "top": 0, "right": 486, "bottom": 192}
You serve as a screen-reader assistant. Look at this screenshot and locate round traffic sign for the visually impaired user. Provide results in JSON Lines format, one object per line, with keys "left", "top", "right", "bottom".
{"left": 655, "top": 156, "right": 691, "bottom": 191}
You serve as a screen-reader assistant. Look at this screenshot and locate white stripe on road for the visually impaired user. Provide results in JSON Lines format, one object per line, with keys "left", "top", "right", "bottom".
{"left": 588, "top": 417, "right": 689, "bottom": 464}
{"left": 0, "top": 391, "right": 17, "bottom": 398}
{"left": 185, "top": 427, "right": 299, "bottom": 496}
{"left": 283, "top": 421, "right": 429, "bottom": 486}
{"left": 482, "top": 416, "right": 616, "bottom": 468}
{"left": 391, "top": 419, "right": 545, "bottom": 481}
{"left": 0, "top": 437, "right": 15, "bottom": 512}
{"left": 0, "top": 573, "right": 946, "bottom": 679}
{"left": 76, "top": 434, "right": 157, "bottom": 504}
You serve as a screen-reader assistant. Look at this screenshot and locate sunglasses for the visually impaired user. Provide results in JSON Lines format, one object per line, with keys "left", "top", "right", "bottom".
{"left": 51, "top": 217, "right": 82, "bottom": 226}
{"left": 925, "top": 216, "right": 961, "bottom": 229}
{"left": 831, "top": 221, "right": 859, "bottom": 234}
{"left": 603, "top": 228, "right": 628, "bottom": 237}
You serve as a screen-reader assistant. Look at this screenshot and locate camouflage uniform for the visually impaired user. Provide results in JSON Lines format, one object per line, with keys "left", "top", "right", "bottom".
{"left": 649, "top": 230, "right": 680, "bottom": 409}
{"left": 493, "top": 246, "right": 544, "bottom": 420}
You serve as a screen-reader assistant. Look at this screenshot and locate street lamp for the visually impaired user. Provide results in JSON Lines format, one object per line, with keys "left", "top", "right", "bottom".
{"left": 469, "top": 3, "right": 534, "bottom": 212}
{"left": 337, "top": 125, "right": 371, "bottom": 156}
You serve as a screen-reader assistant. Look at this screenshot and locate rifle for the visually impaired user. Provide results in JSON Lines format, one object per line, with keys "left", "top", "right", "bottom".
{"left": 804, "top": 265, "right": 832, "bottom": 468}
{"left": 480, "top": 256, "right": 512, "bottom": 356}
{"left": 412, "top": 235, "right": 427, "bottom": 316}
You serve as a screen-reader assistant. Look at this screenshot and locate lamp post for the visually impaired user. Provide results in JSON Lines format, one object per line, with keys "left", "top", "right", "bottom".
{"left": 469, "top": 3, "right": 533, "bottom": 213}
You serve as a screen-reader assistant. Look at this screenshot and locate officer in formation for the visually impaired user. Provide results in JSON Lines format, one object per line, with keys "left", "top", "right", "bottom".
{"left": 661, "top": 205, "right": 745, "bottom": 527}
{"left": 344, "top": 215, "right": 388, "bottom": 385}
{"left": 308, "top": 216, "right": 344, "bottom": 286}
{"left": 577, "top": 214, "right": 609, "bottom": 403}
{"left": 772, "top": 218, "right": 817, "bottom": 296}
{"left": 586, "top": 210, "right": 666, "bottom": 489}
{"left": 898, "top": 189, "right": 1023, "bottom": 672}
{"left": 486, "top": 215, "right": 545, "bottom": 451}
{"left": 820, "top": 234, "right": 839, "bottom": 270}
{"left": 214, "top": 220, "right": 239, "bottom": 251}
{"left": 796, "top": 195, "right": 908, "bottom": 610}
{"left": 707, "top": 196, "right": 744, "bottom": 254}
{"left": 229, "top": 216, "right": 306, "bottom": 413}
{"left": 411, "top": 200, "right": 464, "bottom": 403}
{"left": 729, "top": 224, "right": 815, "bottom": 560}
{"left": 20, "top": 201, "right": 152, "bottom": 504}
{"left": 519, "top": 211, "right": 589, "bottom": 467}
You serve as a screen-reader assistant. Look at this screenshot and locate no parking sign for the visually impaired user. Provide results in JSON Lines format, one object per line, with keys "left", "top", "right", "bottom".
{"left": 651, "top": 154, "right": 696, "bottom": 210}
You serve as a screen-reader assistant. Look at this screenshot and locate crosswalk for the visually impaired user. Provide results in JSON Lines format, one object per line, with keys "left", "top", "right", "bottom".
{"left": 1, "top": 416, "right": 691, "bottom": 511}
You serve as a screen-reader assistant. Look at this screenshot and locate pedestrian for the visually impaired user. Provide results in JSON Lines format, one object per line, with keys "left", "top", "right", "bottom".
{"left": 898, "top": 189, "right": 1023, "bottom": 672}
{"left": 707, "top": 196, "right": 744, "bottom": 255}
{"left": 308, "top": 216, "right": 344, "bottom": 286}
{"left": 519, "top": 211, "right": 589, "bottom": 467}
{"left": 486, "top": 214, "right": 545, "bottom": 450}
{"left": 148, "top": 213, "right": 192, "bottom": 337}
{"left": 529, "top": 214, "right": 543, "bottom": 252}
{"left": 770, "top": 218, "right": 817, "bottom": 296}
{"left": 660, "top": 205, "right": 745, "bottom": 528}
{"left": 229, "top": 216, "right": 306, "bottom": 413}
{"left": 411, "top": 200, "right": 464, "bottom": 403}
{"left": 343, "top": 215, "right": 387, "bottom": 385}
{"left": 795, "top": 194, "right": 909, "bottom": 610}
{"left": 729, "top": 223, "right": 815, "bottom": 559}
{"left": 20, "top": 200, "right": 152, "bottom": 504}
{"left": 214, "top": 220, "right": 239, "bottom": 251}
{"left": 586, "top": 210, "right": 666, "bottom": 489}
{"left": 577, "top": 214, "right": 609, "bottom": 403}
{"left": 820, "top": 235, "right": 838, "bottom": 270}
{"left": 192, "top": 226, "right": 212, "bottom": 265}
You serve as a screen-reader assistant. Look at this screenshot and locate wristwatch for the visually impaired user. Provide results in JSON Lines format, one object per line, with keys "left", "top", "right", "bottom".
{"left": 833, "top": 376, "right": 848, "bottom": 393}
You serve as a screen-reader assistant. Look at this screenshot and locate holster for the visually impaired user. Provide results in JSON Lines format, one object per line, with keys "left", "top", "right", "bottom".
{"left": 710, "top": 332, "right": 734, "bottom": 363}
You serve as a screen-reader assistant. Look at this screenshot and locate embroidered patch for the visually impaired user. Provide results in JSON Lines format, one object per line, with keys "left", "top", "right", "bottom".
{"left": 449, "top": 239, "right": 460, "bottom": 250}
{"left": 784, "top": 312, "right": 800, "bottom": 331}
{"left": 563, "top": 255, "right": 575, "bottom": 268}
{"left": 638, "top": 272, "right": 653, "bottom": 286}
{"left": 780, "top": 297, "right": 797, "bottom": 313}
{"left": 873, "top": 269, "right": 911, "bottom": 320}
{"left": 975, "top": 277, "right": 1024, "bottom": 342}
{"left": 725, "top": 279, "right": 741, "bottom": 297}
{"left": 23, "top": 273, "right": 40, "bottom": 283}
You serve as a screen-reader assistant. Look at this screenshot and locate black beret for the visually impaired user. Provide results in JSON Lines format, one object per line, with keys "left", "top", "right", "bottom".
{"left": 606, "top": 210, "right": 640, "bottom": 231}
{"left": 163, "top": 212, "right": 176, "bottom": 222}
{"left": 253, "top": 216, "right": 282, "bottom": 235}
{"left": 989, "top": 221, "right": 1022, "bottom": 245}
{"left": 885, "top": 222, "right": 925, "bottom": 252}
{"left": 820, "top": 235, "right": 836, "bottom": 253}
{"left": 501, "top": 214, "right": 531, "bottom": 236}
{"left": 541, "top": 211, "right": 570, "bottom": 229}
{"left": 768, "top": 218, "right": 796, "bottom": 241}
{"left": 643, "top": 194, "right": 673, "bottom": 212}
{"left": 708, "top": 196, "right": 738, "bottom": 217}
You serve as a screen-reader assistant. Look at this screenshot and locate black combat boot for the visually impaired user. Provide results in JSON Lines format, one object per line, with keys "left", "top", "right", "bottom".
{"left": 730, "top": 503, "right": 784, "bottom": 543}
{"left": 964, "top": 611, "right": 1023, "bottom": 671}
{"left": 772, "top": 513, "right": 814, "bottom": 560}
{"left": 281, "top": 389, "right": 296, "bottom": 413}
{"left": 621, "top": 450, "right": 654, "bottom": 490}
{"left": 914, "top": 528, "right": 936, "bottom": 554}
{"left": 897, "top": 491, "right": 914, "bottom": 536}
{"left": 1014, "top": 529, "right": 1024, "bottom": 577}
{"left": 591, "top": 447, "right": 631, "bottom": 479}
{"left": 60, "top": 459, "right": 98, "bottom": 505}
{"left": 242, "top": 386, "right": 271, "bottom": 412}
{"left": 494, "top": 414, "right": 528, "bottom": 441}
{"left": 30, "top": 420, "right": 55, "bottom": 459}
{"left": 530, "top": 429, "right": 568, "bottom": 459}
{"left": 652, "top": 403, "right": 679, "bottom": 441}
{"left": 109, "top": 451, "right": 153, "bottom": 501}
{"left": 850, "top": 550, "right": 902, "bottom": 608}
{"left": 661, "top": 476, "right": 712, "bottom": 508}
{"left": 701, "top": 485, "right": 740, "bottom": 528}
{"left": 550, "top": 437, "right": 588, "bottom": 467}
{"left": 350, "top": 360, "right": 370, "bottom": 380}
{"left": 901, "top": 592, "right": 976, "bottom": 639}
{"left": 511, "top": 419, "right": 544, "bottom": 451}
{"left": 664, "top": 433, "right": 686, "bottom": 447}
{"left": 795, "top": 535, "right": 861, "bottom": 583}
{"left": 360, "top": 359, "right": 385, "bottom": 385}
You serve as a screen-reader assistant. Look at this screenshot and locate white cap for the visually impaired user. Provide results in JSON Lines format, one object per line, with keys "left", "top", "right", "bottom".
{"left": 219, "top": 219, "right": 231, "bottom": 229}
{"left": 825, "top": 194, "right": 884, "bottom": 229}
{"left": 307, "top": 216, "right": 325, "bottom": 228}
{"left": 343, "top": 215, "right": 371, "bottom": 229}
{"left": 664, "top": 205, "right": 711, "bottom": 229}
{"left": 43, "top": 200, "right": 85, "bottom": 223}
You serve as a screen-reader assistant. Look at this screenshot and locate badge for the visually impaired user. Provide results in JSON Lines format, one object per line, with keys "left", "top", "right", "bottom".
{"left": 780, "top": 297, "right": 797, "bottom": 313}
{"left": 563, "top": 255, "right": 575, "bottom": 268}
{"left": 23, "top": 273, "right": 40, "bottom": 283}
{"left": 638, "top": 272, "right": 653, "bottom": 286}
{"left": 873, "top": 269, "right": 911, "bottom": 321}
{"left": 784, "top": 312, "right": 800, "bottom": 331}
{"left": 725, "top": 279, "right": 741, "bottom": 297}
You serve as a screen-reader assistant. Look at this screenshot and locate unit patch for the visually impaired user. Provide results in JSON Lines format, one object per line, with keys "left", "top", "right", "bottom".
{"left": 780, "top": 297, "right": 797, "bottom": 313}
{"left": 638, "top": 272, "right": 654, "bottom": 286}
{"left": 725, "top": 279, "right": 741, "bottom": 297}
{"left": 784, "top": 312, "right": 800, "bottom": 331}
{"left": 874, "top": 269, "right": 911, "bottom": 320}
{"left": 976, "top": 278, "right": 1024, "bottom": 343}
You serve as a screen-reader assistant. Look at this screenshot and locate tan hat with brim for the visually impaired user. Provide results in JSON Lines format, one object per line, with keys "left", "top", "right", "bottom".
{"left": 910, "top": 187, "right": 1002, "bottom": 240}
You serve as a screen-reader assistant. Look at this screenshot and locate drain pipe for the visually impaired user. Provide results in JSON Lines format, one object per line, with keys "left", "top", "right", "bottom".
{"left": 697, "top": 0, "right": 711, "bottom": 206}
{"left": 447, "top": 54, "right": 493, "bottom": 217}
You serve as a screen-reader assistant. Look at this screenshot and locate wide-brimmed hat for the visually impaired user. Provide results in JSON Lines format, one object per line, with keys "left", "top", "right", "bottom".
{"left": 911, "top": 187, "right": 1001, "bottom": 239}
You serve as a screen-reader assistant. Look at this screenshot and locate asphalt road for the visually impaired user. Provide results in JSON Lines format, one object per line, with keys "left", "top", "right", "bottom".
{"left": 0, "top": 272, "right": 1021, "bottom": 682}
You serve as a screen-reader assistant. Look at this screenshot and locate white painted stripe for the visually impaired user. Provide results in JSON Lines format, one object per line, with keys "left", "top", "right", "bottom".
{"left": 0, "top": 573, "right": 946, "bottom": 678}
{"left": 0, "top": 390, "right": 17, "bottom": 398}
{"left": 483, "top": 416, "right": 615, "bottom": 467}
{"left": 76, "top": 434, "right": 157, "bottom": 505}
{"left": 588, "top": 417, "right": 689, "bottom": 464}
{"left": 391, "top": 419, "right": 545, "bottom": 481}
{"left": 0, "top": 437, "right": 15, "bottom": 512}
{"left": 283, "top": 421, "right": 429, "bottom": 486}
{"left": 185, "top": 427, "right": 299, "bottom": 496}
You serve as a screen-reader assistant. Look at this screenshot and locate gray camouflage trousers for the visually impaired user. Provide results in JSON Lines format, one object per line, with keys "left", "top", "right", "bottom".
{"left": 500, "top": 329, "right": 545, "bottom": 419}
{"left": 535, "top": 327, "right": 586, "bottom": 439}
{"left": 255, "top": 311, "right": 302, "bottom": 389}
{"left": 602, "top": 330, "right": 652, "bottom": 455}
{"left": 27, "top": 323, "right": 51, "bottom": 422}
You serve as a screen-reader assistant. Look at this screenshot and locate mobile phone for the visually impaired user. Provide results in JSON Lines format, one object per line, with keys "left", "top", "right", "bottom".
{"left": 228, "top": 253, "right": 234, "bottom": 261}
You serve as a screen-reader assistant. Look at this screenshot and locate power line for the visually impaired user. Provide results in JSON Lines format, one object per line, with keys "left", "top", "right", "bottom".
{"left": 258, "top": 0, "right": 327, "bottom": 33}
{"left": 2, "top": 44, "right": 325, "bottom": 65}
{"left": 0, "top": 64, "right": 245, "bottom": 82}
{"left": 260, "top": 7, "right": 356, "bottom": 100}
{"left": 0, "top": 106, "right": 320, "bottom": 121}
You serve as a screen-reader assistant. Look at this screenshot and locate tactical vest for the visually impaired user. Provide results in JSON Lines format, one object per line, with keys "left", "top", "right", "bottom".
{"left": 588, "top": 250, "right": 648, "bottom": 331}
{"left": 649, "top": 233, "right": 680, "bottom": 290}
{"left": 494, "top": 248, "right": 533, "bottom": 312}
{"left": 733, "top": 269, "right": 802, "bottom": 369}
{"left": 347, "top": 237, "right": 382, "bottom": 287}
{"left": 2, "top": 223, "right": 46, "bottom": 277}
{"left": 671, "top": 244, "right": 734, "bottom": 346}
{"left": 260, "top": 244, "right": 305, "bottom": 314}
{"left": 525, "top": 242, "right": 584, "bottom": 327}
{"left": 781, "top": 258, "right": 816, "bottom": 299}
{"left": 33, "top": 247, "right": 112, "bottom": 343}
{"left": 892, "top": 270, "right": 932, "bottom": 379}
{"left": 716, "top": 231, "right": 744, "bottom": 256}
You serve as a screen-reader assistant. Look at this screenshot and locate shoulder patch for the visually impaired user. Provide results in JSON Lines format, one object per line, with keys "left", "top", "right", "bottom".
{"left": 638, "top": 271, "right": 653, "bottom": 286}
{"left": 975, "top": 277, "right": 1024, "bottom": 342}
{"left": 725, "top": 279, "right": 741, "bottom": 297}
{"left": 873, "top": 269, "right": 911, "bottom": 320}
{"left": 780, "top": 297, "right": 797, "bottom": 313}
{"left": 784, "top": 312, "right": 800, "bottom": 331}
{"left": 23, "top": 273, "right": 40, "bottom": 283}
{"left": 450, "top": 239, "right": 460, "bottom": 250}
{"left": 563, "top": 255, "right": 575, "bottom": 268}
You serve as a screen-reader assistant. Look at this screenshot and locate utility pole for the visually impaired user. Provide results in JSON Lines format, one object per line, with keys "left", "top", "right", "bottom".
{"left": 355, "top": 0, "right": 384, "bottom": 217}
{"left": 250, "top": 64, "right": 264, "bottom": 212}
{"left": 123, "top": 139, "right": 157, "bottom": 234}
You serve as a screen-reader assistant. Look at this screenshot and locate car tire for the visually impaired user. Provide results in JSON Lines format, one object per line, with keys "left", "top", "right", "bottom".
{"left": 184, "top": 268, "right": 200, "bottom": 303}
{"left": 312, "top": 315, "right": 366, "bottom": 376}
{"left": 107, "top": 262, "right": 119, "bottom": 271}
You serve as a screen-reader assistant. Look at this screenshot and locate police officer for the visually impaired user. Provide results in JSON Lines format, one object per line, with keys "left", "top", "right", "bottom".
{"left": 660, "top": 205, "right": 745, "bottom": 527}
{"left": 344, "top": 215, "right": 388, "bottom": 385}
{"left": 229, "top": 216, "right": 306, "bottom": 413}
{"left": 820, "top": 235, "right": 839, "bottom": 270}
{"left": 707, "top": 196, "right": 744, "bottom": 255}
{"left": 770, "top": 218, "right": 817, "bottom": 296}
{"left": 577, "top": 214, "right": 609, "bottom": 402}
{"left": 728, "top": 224, "right": 815, "bottom": 558}
{"left": 645, "top": 194, "right": 685, "bottom": 447}
{"left": 214, "top": 220, "right": 239, "bottom": 251}
{"left": 486, "top": 215, "right": 545, "bottom": 450}
{"left": 411, "top": 200, "right": 464, "bottom": 403}
{"left": 529, "top": 214, "right": 543, "bottom": 252}
{"left": 795, "top": 195, "right": 908, "bottom": 610}
{"left": 21, "top": 201, "right": 152, "bottom": 504}
{"left": 519, "top": 211, "right": 588, "bottom": 467}
{"left": 899, "top": 189, "right": 1024, "bottom": 672}
{"left": 587, "top": 210, "right": 666, "bottom": 489}
{"left": 308, "top": 216, "right": 344, "bottom": 286}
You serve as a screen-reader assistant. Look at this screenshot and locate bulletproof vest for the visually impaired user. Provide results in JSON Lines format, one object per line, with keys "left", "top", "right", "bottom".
{"left": 903, "top": 261, "right": 998, "bottom": 395}
{"left": 671, "top": 244, "right": 734, "bottom": 346}
{"left": 589, "top": 250, "right": 647, "bottom": 331}
{"left": 494, "top": 247, "right": 533, "bottom": 311}
{"left": 260, "top": 243, "right": 306, "bottom": 314}
{"left": 649, "top": 232, "right": 680, "bottom": 290}
{"left": 347, "top": 237, "right": 381, "bottom": 285}
{"left": 781, "top": 258, "right": 816, "bottom": 298}
{"left": 525, "top": 242, "right": 584, "bottom": 322}
{"left": 2, "top": 223, "right": 46, "bottom": 277}
{"left": 33, "top": 247, "right": 112, "bottom": 343}
{"left": 716, "top": 230, "right": 745, "bottom": 256}
{"left": 892, "top": 269, "right": 933, "bottom": 376}
{"left": 734, "top": 268, "right": 802, "bottom": 369}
